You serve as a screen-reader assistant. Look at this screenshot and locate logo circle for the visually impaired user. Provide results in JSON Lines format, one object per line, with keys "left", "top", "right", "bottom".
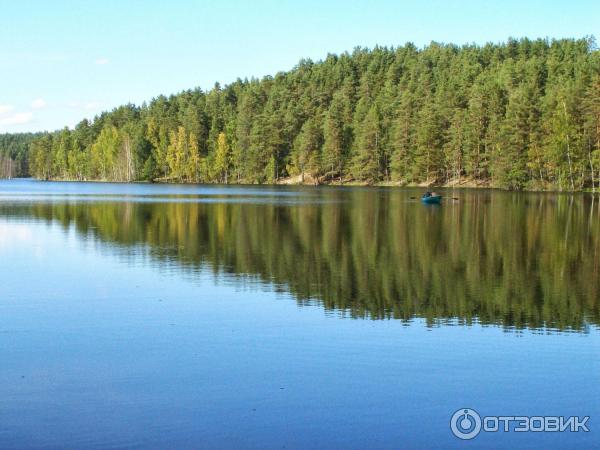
{"left": 450, "top": 408, "right": 482, "bottom": 440}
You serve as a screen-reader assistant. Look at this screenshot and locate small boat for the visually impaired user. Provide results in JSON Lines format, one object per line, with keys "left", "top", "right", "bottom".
{"left": 421, "top": 193, "right": 442, "bottom": 204}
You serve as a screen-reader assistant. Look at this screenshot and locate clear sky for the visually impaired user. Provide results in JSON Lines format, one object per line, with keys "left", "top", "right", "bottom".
{"left": 1, "top": 0, "right": 598, "bottom": 133}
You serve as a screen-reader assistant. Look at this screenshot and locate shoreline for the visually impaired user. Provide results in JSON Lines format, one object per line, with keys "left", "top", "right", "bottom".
{"left": 3, "top": 176, "right": 599, "bottom": 194}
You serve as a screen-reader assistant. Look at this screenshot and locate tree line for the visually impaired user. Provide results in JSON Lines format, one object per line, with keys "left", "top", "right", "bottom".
{"left": 11, "top": 38, "right": 600, "bottom": 190}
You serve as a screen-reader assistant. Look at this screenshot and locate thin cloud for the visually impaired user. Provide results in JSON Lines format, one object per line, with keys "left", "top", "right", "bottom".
{"left": 0, "top": 112, "right": 33, "bottom": 125}
{"left": 95, "top": 58, "right": 110, "bottom": 65}
{"left": 0, "top": 104, "right": 15, "bottom": 115}
{"left": 31, "top": 98, "right": 47, "bottom": 109}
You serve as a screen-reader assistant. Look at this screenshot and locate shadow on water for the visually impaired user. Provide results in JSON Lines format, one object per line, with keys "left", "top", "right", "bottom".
{"left": 1, "top": 181, "right": 599, "bottom": 332}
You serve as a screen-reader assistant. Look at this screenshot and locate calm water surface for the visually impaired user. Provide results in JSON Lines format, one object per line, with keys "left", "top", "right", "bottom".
{"left": 0, "top": 179, "right": 599, "bottom": 449}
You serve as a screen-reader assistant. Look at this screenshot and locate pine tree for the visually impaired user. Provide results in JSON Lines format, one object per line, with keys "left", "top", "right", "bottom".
{"left": 464, "top": 78, "right": 489, "bottom": 181}
{"left": 443, "top": 110, "right": 467, "bottom": 183}
{"left": 322, "top": 92, "right": 347, "bottom": 182}
{"left": 350, "top": 104, "right": 382, "bottom": 183}
{"left": 494, "top": 87, "right": 530, "bottom": 189}
{"left": 413, "top": 99, "right": 444, "bottom": 183}
{"left": 390, "top": 90, "right": 415, "bottom": 183}
{"left": 291, "top": 118, "right": 322, "bottom": 183}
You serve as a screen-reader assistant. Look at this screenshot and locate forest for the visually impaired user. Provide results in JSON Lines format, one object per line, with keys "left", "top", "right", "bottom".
{"left": 3, "top": 38, "right": 600, "bottom": 190}
{"left": 0, "top": 133, "right": 41, "bottom": 178}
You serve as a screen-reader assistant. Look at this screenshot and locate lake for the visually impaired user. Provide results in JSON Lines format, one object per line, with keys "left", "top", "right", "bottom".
{"left": 0, "top": 179, "right": 598, "bottom": 449}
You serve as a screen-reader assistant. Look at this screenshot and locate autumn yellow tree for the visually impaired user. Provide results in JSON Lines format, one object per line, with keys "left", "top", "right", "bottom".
{"left": 186, "top": 132, "right": 201, "bottom": 182}
{"left": 166, "top": 126, "right": 188, "bottom": 181}
{"left": 213, "top": 132, "right": 231, "bottom": 183}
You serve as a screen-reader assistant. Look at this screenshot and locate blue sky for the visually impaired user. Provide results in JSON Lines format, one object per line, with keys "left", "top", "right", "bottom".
{"left": 1, "top": 0, "right": 598, "bottom": 133}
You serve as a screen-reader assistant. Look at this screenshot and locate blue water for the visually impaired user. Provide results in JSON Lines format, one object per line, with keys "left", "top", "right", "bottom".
{"left": 0, "top": 179, "right": 598, "bottom": 449}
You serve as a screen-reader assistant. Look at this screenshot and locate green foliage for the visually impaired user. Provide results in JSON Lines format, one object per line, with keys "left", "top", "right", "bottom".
{"left": 290, "top": 117, "right": 322, "bottom": 182}
{"left": 91, "top": 125, "right": 121, "bottom": 180}
{"left": 13, "top": 37, "right": 600, "bottom": 190}
{"left": 0, "top": 132, "right": 42, "bottom": 177}
{"left": 350, "top": 103, "right": 382, "bottom": 183}
{"left": 322, "top": 90, "right": 349, "bottom": 181}
{"left": 142, "top": 155, "right": 157, "bottom": 181}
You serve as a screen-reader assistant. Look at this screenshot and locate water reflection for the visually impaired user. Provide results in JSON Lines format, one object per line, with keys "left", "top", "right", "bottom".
{"left": 1, "top": 181, "right": 599, "bottom": 331}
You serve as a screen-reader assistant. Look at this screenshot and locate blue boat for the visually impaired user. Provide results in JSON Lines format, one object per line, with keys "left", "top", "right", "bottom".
{"left": 421, "top": 194, "right": 442, "bottom": 204}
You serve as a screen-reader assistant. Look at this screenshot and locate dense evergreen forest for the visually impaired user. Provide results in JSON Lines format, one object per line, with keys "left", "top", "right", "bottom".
{"left": 0, "top": 133, "right": 41, "bottom": 178}
{"left": 6, "top": 38, "right": 600, "bottom": 190}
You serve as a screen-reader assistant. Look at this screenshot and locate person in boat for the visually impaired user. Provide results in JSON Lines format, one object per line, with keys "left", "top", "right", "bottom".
{"left": 424, "top": 191, "right": 432, "bottom": 198}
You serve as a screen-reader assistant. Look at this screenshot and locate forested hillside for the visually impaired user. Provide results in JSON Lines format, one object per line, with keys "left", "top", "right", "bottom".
{"left": 21, "top": 38, "right": 600, "bottom": 189}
